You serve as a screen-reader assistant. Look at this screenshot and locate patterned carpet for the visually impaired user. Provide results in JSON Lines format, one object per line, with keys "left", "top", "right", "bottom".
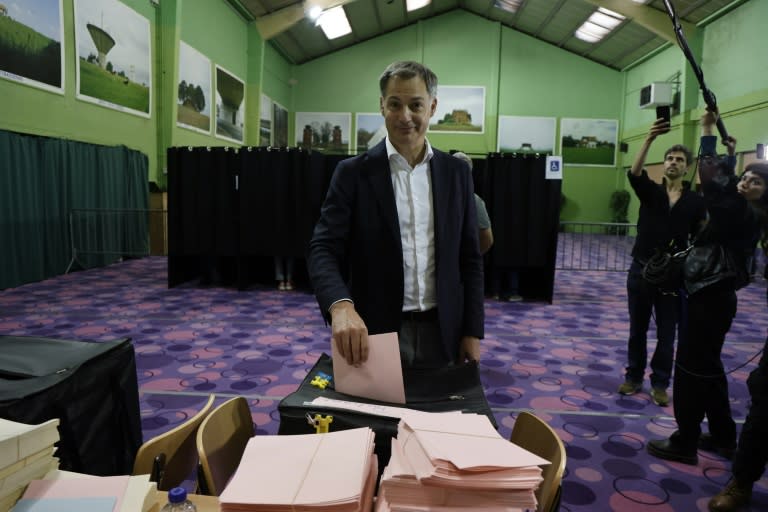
{"left": 1, "top": 256, "right": 766, "bottom": 511}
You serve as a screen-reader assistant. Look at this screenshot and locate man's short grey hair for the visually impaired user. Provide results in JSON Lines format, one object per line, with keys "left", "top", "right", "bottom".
{"left": 452, "top": 151, "right": 473, "bottom": 171}
{"left": 379, "top": 61, "right": 438, "bottom": 98}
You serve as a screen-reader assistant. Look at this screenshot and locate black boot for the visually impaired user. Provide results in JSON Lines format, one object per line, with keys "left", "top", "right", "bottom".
{"left": 647, "top": 431, "right": 698, "bottom": 465}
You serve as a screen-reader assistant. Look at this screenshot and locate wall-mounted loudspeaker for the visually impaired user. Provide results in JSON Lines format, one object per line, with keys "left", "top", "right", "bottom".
{"left": 639, "top": 82, "right": 673, "bottom": 109}
{"left": 757, "top": 143, "right": 766, "bottom": 160}
{"left": 620, "top": 143, "right": 628, "bottom": 153}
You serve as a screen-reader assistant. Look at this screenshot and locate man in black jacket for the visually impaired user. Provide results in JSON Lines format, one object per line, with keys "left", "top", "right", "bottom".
{"left": 619, "top": 118, "right": 706, "bottom": 406}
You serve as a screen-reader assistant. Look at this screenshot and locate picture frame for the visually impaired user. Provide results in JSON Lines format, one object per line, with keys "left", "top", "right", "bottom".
{"left": 429, "top": 85, "right": 484, "bottom": 134}
{"left": 355, "top": 113, "right": 385, "bottom": 152}
{"left": 295, "top": 112, "right": 351, "bottom": 153}
{"left": 497, "top": 116, "right": 556, "bottom": 154}
{"left": 0, "top": 0, "right": 65, "bottom": 94}
{"left": 272, "top": 100, "right": 288, "bottom": 148}
{"left": 260, "top": 94, "right": 272, "bottom": 146}
{"left": 176, "top": 41, "right": 211, "bottom": 134}
{"left": 74, "top": 0, "right": 151, "bottom": 117}
{"left": 215, "top": 64, "right": 245, "bottom": 144}
{"left": 560, "top": 118, "right": 618, "bottom": 167}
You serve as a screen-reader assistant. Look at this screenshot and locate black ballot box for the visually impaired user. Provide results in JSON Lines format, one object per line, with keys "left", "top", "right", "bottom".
{"left": 0, "top": 336, "right": 143, "bottom": 476}
{"left": 278, "top": 353, "right": 497, "bottom": 470}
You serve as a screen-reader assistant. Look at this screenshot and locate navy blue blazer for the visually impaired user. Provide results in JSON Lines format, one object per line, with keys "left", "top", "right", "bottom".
{"left": 307, "top": 140, "right": 484, "bottom": 361}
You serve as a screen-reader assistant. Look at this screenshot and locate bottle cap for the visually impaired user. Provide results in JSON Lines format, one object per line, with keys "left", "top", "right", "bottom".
{"left": 169, "top": 487, "right": 187, "bottom": 503}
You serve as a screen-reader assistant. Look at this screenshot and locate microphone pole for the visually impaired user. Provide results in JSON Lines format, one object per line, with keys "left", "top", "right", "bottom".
{"left": 661, "top": 0, "right": 728, "bottom": 140}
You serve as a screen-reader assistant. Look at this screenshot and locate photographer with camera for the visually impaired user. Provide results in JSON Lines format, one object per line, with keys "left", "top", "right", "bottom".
{"left": 618, "top": 117, "right": 706, "bottom": 406}
{"left": 648, "top": 111, "right": 768, "bottom": 474}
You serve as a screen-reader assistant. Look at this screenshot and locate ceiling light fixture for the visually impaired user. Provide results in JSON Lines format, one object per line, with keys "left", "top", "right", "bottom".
{"left": 574, "top": 7, "right": 625, "bottom": 43}
{"left": 493, "top": 0, "right": 522, "bottom": 14}
{"left": 316, "top": 6, "right": 351, "bottom": 39}
{"left": 406, "top": 0, "right": 431, "bottom": 12}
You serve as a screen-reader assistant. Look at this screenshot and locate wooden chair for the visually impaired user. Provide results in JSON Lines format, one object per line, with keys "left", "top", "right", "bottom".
{"left": 196, "top": 396, "right": 255, "bottom": 496}
{"left": 132, "top": 394, "right": 215, "bottom": 491}
{"left": 510, "top": 411, "right": 566, "bottom": 512}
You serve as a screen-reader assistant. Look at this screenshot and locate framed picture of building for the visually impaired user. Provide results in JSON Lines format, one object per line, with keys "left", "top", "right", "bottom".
{"left": 215, "top": 64, "right": 245, "bottom": 144}
{"left": 0, "top": 0, "right": 65, "bottom": 94}
{"left": 272, "top": 101, "right": 288, "bottom": 148}
{"left": 497, "top": 116, "right": 556, "bottom": 154}
{"left": 295, "top": 112, "right": 351, "bottom": 153}
{"left": 355, "top": 113, "right": 385, "bottom": 152}
{"left": 429, "top": 85, "right": 484, "bottom": 134}
{"left": 176, "top": 41, "right": 211, "bottom": 134}
{"left": 260, "top": 94, "right": 272, "bottom": 146}
{"left": 560, "top": 118, "right": 618, "bottom": 166}
{"left": 74, "top": 0, "right": 151, "bottom": 117}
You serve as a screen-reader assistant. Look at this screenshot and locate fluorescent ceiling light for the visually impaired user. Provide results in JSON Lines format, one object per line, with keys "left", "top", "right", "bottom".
{"left": 574, "top": 7, "right": 625, "bottom": 43}
{"left": 632, "top": 0, "right": 653, "bottom": 4}
{"left": 493, "top": 0, "right": 522, "bottom": 14}
{"left": 406, "top": 0, "right": 431, "bottom": 12}
{"left": 316, "top": 6, "right": 351, "bottom": 39}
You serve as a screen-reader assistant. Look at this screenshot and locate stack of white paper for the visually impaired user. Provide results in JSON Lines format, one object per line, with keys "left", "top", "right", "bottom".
{"left": 10, "top": 471, "right": 157, "bottom": 512}
{"left": 376, "top": 413, "right": 548, "bottom": 512}
{"left": 0, "top": 418, "right": 60, "bottom": 512}
{"left": 220, "top": 428, "right": 377, "bottom": 512}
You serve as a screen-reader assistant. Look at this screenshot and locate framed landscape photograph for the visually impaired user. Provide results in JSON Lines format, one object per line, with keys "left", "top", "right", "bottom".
{"left": 215, "top": 64, "right": 245, "bottom": 144}
{"left": 560, "top": 118, "right": 618, "bottom": 166}
{"left": 355, "top": 113, "right": 386, "bottom": 152}
{"left": 429, "top": 85, "right": 484, "bottom": 134}
{"left": 259, "top": 94, "right": 272, "bottom": 146}
{"left": 74, "top": 0, "right": 151, "bottom": 117}
{"left": 497, "top": 116, "right": 556, "bottom": 154}
{"left": 0, "top": 0, "right": 64, "bottom": 94}
{"left": 272, "top": 101, "right": 288, "bottom": 147}
{"left": 295, "top": 112, "right": 351, "bottom": 153}
{"left": 176, "top": 41, "right": 211, "bottom": 134}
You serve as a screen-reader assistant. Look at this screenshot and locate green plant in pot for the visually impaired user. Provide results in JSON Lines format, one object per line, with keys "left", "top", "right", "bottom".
{"left": 609, "top": 190, "right": 630, "bottom": 235}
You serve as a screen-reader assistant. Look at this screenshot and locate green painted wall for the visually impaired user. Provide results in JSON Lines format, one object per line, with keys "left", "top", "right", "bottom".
{"left": 1, "top": 0, "right": 157, "bottom": 178}
{"left": 620, "top": 0, "right": 768, "bottom": 224}
{"left": 291, "top": 11, "right": 624, "bottom": 223}
{"left": 3, "top": 1, "right": 765, "bottom": 224}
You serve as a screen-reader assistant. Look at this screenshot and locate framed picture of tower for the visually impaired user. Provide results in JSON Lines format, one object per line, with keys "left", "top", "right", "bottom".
{"left": 215, "top": 64, "right": 245, "bottom": 144}
{"left": 259, "top": 94, "right": 272, "bottom": 146}
{"left": 272, "top": 101, "right": 288, "bottom": 148}
{"left": 176, "top": 41, "right": 211, "bottom": 134}
{"left": 294, "top": 112, "right": 351, "bottom": 154}
{"left": 0, "top": 0, "right": 65, "bottom": 94}
{"left": 429, "top": 85, "right": 484, "bottom": 134}
{"left": 73, "top": 0, "right": 151, "bottom": 117}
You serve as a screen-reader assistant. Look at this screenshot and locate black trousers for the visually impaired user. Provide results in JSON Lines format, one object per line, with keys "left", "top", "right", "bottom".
{"left": 732, "top": 337, "right": 768, "bottom": 484}
{"left": 673, "top": 282, "right": 737, "bottom": 448}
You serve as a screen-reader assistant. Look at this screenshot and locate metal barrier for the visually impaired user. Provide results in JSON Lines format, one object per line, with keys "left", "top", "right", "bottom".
{"left": 65, "top": 208, "right": 166, "bottom": 273}
{"left": 556, "top": 222, "right": 637, "bottom": 272}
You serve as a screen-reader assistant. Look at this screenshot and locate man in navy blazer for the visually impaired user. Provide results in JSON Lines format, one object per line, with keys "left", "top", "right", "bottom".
{"left": 307, "top": 61, "right": 484, "bottom": 368}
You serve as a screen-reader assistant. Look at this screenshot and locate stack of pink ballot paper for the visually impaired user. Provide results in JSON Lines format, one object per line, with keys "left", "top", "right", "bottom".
{"left": 376, "top": 412, "right": 548, "bottom": 512}
{"left": 219, "top": 427, "right": 377, "bottom": 512}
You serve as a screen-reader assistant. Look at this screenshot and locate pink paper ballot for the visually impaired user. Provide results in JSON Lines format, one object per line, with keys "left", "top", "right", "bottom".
{"left": 332, "top": 332, "right": 406, "bottom": 404}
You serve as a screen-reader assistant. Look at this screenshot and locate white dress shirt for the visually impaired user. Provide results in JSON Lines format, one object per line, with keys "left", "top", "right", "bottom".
{"left": 385, "top": 137, "right": 437, "bottom": 312}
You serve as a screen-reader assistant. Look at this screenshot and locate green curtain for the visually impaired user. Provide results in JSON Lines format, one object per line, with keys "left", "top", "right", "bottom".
{"left": 0, "top": 130, "right": 149, "bottom": 290}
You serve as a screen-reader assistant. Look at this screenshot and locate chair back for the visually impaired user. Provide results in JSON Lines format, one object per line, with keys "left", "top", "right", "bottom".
{"left": 196, "top": 396, "right": 254, "bottom": 496}
{"left": 132, "top": 394, "right": 215, "bottom": 491}
{"left": 510, "top": 411, "right": 566, "bottom": 512}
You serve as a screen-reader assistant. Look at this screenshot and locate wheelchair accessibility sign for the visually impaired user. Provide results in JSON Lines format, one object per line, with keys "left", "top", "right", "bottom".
{"left": 545, "top": 156, "right": 562, "bottom": 180}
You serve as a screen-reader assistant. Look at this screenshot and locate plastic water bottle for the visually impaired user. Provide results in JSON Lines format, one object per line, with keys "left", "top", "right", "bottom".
{"left": 161, "top": 487, "right": 197, "bottom": 512}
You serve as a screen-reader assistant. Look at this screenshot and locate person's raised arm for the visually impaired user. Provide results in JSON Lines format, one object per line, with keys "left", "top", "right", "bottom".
{"left": 630, "top": 118, "right": 670, "bottom": 176}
